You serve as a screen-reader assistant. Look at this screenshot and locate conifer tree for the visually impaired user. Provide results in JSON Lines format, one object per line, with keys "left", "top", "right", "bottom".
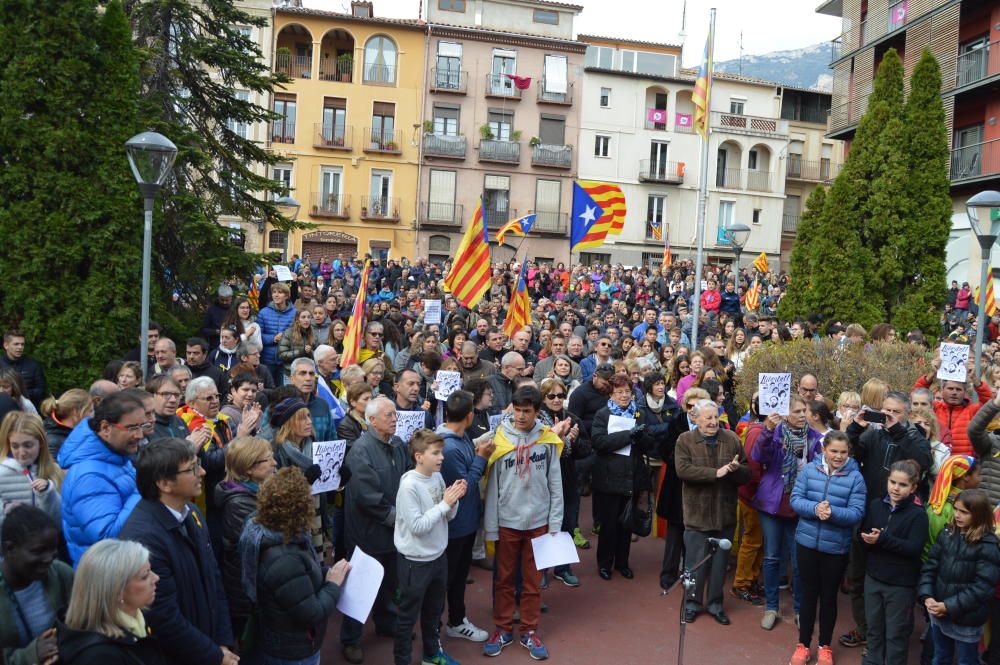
{"left": 778, "top": 185, "right": 825, "bottom": 321}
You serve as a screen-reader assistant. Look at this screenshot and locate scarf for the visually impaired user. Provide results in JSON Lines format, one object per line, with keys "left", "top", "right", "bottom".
{"left": 929, "top": 455, "right": 975, "bottom": 515}
{"left": 239, "top": 517, "right": 315, "bottom": 603}
{"left": 117, "top": 609, "right": 147, "bottom": 640}
{"left": 645, "top": 394, "right": 665, "bottom": 413}
{"left": 489, "top": 417, "right": 563, "bottom": 480}
{"left": 278, "top": 438, "right": 314, "bottom": 471}
{"left": 779, "top": 423, "right": 810, "bottom": 494}
{"left": 607, "top": 399, "right": 637, "bottom": 419}
{"left": 238, "top": 480, "right": 260, "bottom": 494}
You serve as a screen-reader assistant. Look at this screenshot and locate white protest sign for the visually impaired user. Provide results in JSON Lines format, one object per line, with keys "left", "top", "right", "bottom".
{"left": 938, "top": 343, "right": 970, "bottom": 383}
{"left": 424, "top": 299, "right": 442, "bottom": 325}
{"left": 758, "top": 373, "right": 792, "bottom": 416}
{"left": 434, "top": 370, "right": 462, "bottom": 401}
{"left": 607, "top": 415, "right": 636, "bottom": 457}
{"left": 395, "top": 410, "right": 427, "bottom": 443}
{"left": 336, "top": 547, "right": 385, "bottom": 624}
{"left": 311, "top": 440, "right": 347, "bottom": 495}
{"left": 531, "top": 532, "right": 580, "bottom": 570}
{"left": 273, "top": 265, "right": 294, "bottom": 282}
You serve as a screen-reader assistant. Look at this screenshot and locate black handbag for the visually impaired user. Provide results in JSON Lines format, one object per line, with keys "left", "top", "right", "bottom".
{"left": 620, "top": 452, "right": 654, "bottom": 537}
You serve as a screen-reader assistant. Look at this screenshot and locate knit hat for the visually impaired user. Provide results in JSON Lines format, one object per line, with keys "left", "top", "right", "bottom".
{"left": 928, "top": 454, "right": 975, "bottom": 515}
{"left": 218, "top": 284, "right": 234, "bottom": 298}
{"left": 269, "top": 398, "right": 307, "bottom": 431}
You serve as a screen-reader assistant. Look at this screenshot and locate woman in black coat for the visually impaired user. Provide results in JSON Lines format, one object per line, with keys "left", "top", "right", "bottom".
{"left": 590, "top": 375, "right": 657, "bottom": 580}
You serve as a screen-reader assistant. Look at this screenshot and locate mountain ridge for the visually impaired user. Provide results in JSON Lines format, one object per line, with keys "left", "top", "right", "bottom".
{"left": 714, "top": 41, "right": 834, "bottom": 92}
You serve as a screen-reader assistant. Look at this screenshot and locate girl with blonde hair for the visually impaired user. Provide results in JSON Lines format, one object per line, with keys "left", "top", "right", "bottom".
{"left": 0, "top": 412, "right": 62, "bottom": 526}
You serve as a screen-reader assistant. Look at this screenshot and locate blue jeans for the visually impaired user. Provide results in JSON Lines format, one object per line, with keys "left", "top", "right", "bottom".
{"left": 930, "top": 623, "right": 981, "bottom": 665}
{"left": 263, "top": 652, "right": 320, "bottom": 665}
{"left": 759, "top": 512, "right": 800, "bottom": 613}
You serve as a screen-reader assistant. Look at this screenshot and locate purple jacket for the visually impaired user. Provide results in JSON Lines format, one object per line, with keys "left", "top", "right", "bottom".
{"left": 751, "top": 424, "right": 823, "bottom": 515}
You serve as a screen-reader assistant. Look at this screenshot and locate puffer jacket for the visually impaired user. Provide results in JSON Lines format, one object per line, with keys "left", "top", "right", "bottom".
{"left": 968, "top": 398, "right": 1000, "bottom": 505}
{"left": 674, "top": 428, "right": 750, "bottom": 531}
{"left": 57, "top": 615, "right": 168, "bottom": 665}
{"left": 257, "top": 302, "right": 297, "bottom": 365}
{"left": 913, "top": 374, "right": 992, "bottom": 456}
{"left": 58, "top": 419, "right": 141, "bottom": 565}
{"left": 0, "top": 458, "right": 61, "bottom": 529}
{"left": 791, "top": 456, "right": 866, "bottom": 555}
{"left": 590, "top": 405, "right": 656, "bottom": 495}
{"left": 216, "top": 480, "right": 258, "bottom": 623}
{"left": 44, "top": 416, "right": 72, "bottom": 458}
{"left": 919, "top": 529, "right": 1000, "bottom": 627}
{"left": 278, "top": 330, "right": 315, "bottom": 375}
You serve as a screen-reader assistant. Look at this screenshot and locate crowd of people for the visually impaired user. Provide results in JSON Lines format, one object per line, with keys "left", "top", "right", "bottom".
{"left": 2, "top": 253, "right": 1000, "bottom": 665}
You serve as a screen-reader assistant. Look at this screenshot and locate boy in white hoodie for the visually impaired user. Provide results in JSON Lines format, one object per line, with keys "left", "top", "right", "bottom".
{"left": 394, "top": 429, "right": 466, "bottom": 665}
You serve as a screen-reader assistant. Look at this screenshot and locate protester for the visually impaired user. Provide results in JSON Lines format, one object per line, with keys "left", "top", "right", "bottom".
{"left": 0, "top": 412, "right": 63, "bottom": 528}
{"left": 40, "top": 390, "right": 93, "bottom": 459}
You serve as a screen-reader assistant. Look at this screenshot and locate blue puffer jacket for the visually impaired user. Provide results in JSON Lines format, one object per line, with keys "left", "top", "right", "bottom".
{"left": 791, "top": 456, "right": 866, "bottom": 555}
{"left": 58, "top": 419, "right": 142, "bottom": 565}
{"left": 257, "top": 302, "right": 297, "bottom": 365}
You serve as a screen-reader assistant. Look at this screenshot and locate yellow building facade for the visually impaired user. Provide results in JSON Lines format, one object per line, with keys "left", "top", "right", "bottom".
{"left": 270, "top": 4, "right": 423, "bottom": 262}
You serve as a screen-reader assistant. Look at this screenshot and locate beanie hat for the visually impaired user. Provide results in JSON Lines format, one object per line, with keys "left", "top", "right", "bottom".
{"left": 269, "top": 397, "right": 307, "bottom": 431}
{"left": 218, "top": 284, "right": 234, "bottom": 298}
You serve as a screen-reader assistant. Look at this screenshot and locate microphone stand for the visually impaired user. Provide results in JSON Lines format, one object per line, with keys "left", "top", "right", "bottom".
{"left": 661, "top": 541, "right": 720, "bottom": 665}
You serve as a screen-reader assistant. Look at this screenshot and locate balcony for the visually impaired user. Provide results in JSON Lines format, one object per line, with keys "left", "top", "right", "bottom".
{"left": 275, "top": 52, "right": 312, "bottom": 79}
{"left": 786, "top": 157, "right": 839, "bottom": 181}
{"left": 639, "top": 159, "right": 684, "bottom": 184}
{"left": 533, "top": 210, "right": 567, "bottom": 233}
{"left": 360, "top": 196, "right": 400, "bottom": 222}
{"left": 747, "top": 170, "right": 775, "bottom": 192}
{"left": 270, "top": 121, "right": 295, "bottom": 145}
{"left": 782, "top": 214, "right": 800, "bottom": 234}
{"left": 485, "top": 74, "right": 522, "bottom": 100}
{"left": 319, "top": 57, "right": 353, "bottom": 82}
{"left": 313, "top": 124, "right": 352, "bottom": 150}
{"left": 420, "top": 202, "right": 464, "bottom": 226}
{"left": 479, "top": 139, "right": 520, "bottom": 164}
{"left": 362, "top": 63, "right": 396, "bottom": 86}
{"left": 537, "top": 79, "right": 574, "bottom": 105}
{"left": 531, "top": 143, "right": 573, "bottom": 169}
{"left": 949, "top": 41, "right": 1000, "bottom": 91}
{"left": 712, "top": 112, "right": 788, "bottom": 138}
{"left": 363, "top": 128, "right": 403, "bottom": 154}
{"left": 310, "top": 192, "right": 350, "bottom": 219}
{"left": 484, "top": 206, "right": 516, "bottom": 229}
{"left": 644, "top": 118, "right": 669, "bottom": 132}
{"left": 430, "top": 68, "right": 467, "bottom": 94}
{"left": 951, "top": 139, "right": 1000, "bottom": 183}
{"left": 423, "top": 134, "right": 466, "bottom": 159}
{"left": 716, "top": 167, "right": 743, "bottom": 190}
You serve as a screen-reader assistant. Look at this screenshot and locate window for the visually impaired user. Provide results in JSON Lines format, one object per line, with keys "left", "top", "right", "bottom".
{"left": 371, "top": 101, "right": 396, "bottom": 147}
{"left": 599, "top": 87, "right": 611, "bottom": 108}
{"left": 649, "top": 141, "right": 669, "bottom": 176}
{"left": 363, "top": 36, "right": 397, "bottom": 84}
{"left": 271, "top": 164, "right": 293, "bottom": 199}
{"left": 235, "top": 26, "right": 253, "bottom": 54}
{"left": 484, "top": 174, "right": 510, "bottom": 227}
{"left": 428, "top": 170, "right": 457, "bottom": 222}
{"left": 748, "top": 149, "right": 759, "bottom": 170}
{"left": 787, "top": 140, "right": 803, "bottom": 177}
{"left": 620, "top": 50, "right": 636, "bottom": 72}
{"left": 636, "top": 52, "right": 675, "bottom": 77}
{"left": 752, "top": 208, "right": 762, "bottom": 225}
{"left": 272, "top": 94, "right": 296, "bottom": 143}
{"left": 579, "top": 252, "right": 610, "bottom": 266}
{"left": 227, "top": 224, "right": 246, "bottom": 248}
{"left": 535, "top": 179, "right": 562, "bottom": 229}
{"left": 821, "top": 143, "right": 833, "bottom": 179}
{"left": 647, "top": 195, "right": 666, "bottom": 240}
{"left": 438, "top": 0, "right": 465, "bottom": 11}
{"left": 268, "top": 230, "right": 288, "bottom": 251}
{"left": 487, "top": 109, "right": 513, "bottom": 142}
{"left": 541, "top": 55, "right": 568, "bottom": 101}
{"left": 538, "top": 115, "right": 566, "bottom": 145}
{"left": 369, "top": 169, "right": 393, "bottom": 215}
{"left": 432, "top": 104, "right": 459, "bottom": 136}
{"left": 594, "top": 135, "right": 610, "bottom": 157}
{"left": 490, "top": 48, "right": 517, "bottom": 95}
{"left": 716, "top": 200, "right": 735, "bottom": 243}
{"left": 435, "top": 42, "right": 463, "bottom": 89}
{"left": 533, "top": 9, "right": 559, "bottom": 24}
{"left": 227, "top": 90, "right": 250, "bottom": 139}
{"left": 729, "top": 99, "right": 745, "bottom": 115}
{"left": 585, "top": 46, "right": 613, "bottom": 69}
{"left": 429, "top": 235, "right": 451, "bottom": 265}
{"left": 321, "top": 97, "right": 347, "bottom": 146}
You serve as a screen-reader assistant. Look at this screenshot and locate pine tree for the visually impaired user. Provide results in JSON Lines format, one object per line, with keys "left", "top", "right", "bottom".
{"left": 892, "top": 49, "right": 952, "bottom": 337}
{"left": 0, "top": 0, "right": 144, "bottom": 390}
{"left": 778, "top": 185, "right": 826, "bottom": 320}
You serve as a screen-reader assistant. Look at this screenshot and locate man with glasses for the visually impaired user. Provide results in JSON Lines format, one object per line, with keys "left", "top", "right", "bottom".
{"left": 58, "top": 391, "right": 146, "bottom": 564}
{"left": 459, "top": 340, "right": 495, "bottom": 382}
{"left": 797, "top": 373, "right": 823, "bottom": 403}
{"left": 579, "top": 335, "right": 614, "bottom": 383}
{"left": 121, "top": 438, "right": 237, "bottom": 665}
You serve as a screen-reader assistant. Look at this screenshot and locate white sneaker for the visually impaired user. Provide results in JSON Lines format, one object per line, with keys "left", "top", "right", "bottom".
{"left": 445, "top": 617, "right": 489, "bottom": 642}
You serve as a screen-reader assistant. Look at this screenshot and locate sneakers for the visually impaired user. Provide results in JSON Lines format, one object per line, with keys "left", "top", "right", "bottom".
{"left": 838, "top": 629, "right": 866, "bottom": 648}
{"left": 789, "top": 643, "right": 810, "bottom": 665}
{"left": 761, "top": 609, "right": 779, "bottom": 630}
{"left": 422, "top": 648, "right": 461, "bottom": 665}
{"left": 591, "top": 522, "right": 601, "bottom": 535}
{"left": 520, "top": 631, "right": 549, "bottom": 660}
{"left": 341, "top": 644, "right": 363, "bottom": 664}
{"left": 794, "top": 614, "right": 800, "bottom": 629}
{"left": 553, "top": 569, "right": 580, "bottom": 587}
{"left": 483, "top": 630, "right": 513, "bottom": 657}
{"left": 817, "top": 645, "right": 834, "bottom": 665}
{"left": 445, "top": 617, "right": 488, "bottom": 642}
{"left": 572, "top": 527, "right": 591, "bottom": 549}
{"left": 731, "top": 586, "right": 765, "bottom": 605}
{"left": 779, "top": 577, "right": 790, "bottom": 590}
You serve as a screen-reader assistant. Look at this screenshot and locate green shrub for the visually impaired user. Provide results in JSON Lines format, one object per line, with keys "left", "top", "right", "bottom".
{"left": 734, "top": 339, "right": 929, "bottom": 408}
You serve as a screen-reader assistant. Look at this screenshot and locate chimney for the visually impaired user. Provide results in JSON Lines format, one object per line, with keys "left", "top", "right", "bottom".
{"left": 351, "top": 1, "right": 373, "bottom": 17}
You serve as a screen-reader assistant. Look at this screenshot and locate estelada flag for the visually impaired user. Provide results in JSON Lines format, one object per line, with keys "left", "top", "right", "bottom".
{"left": 340, "top": 259, "right": 371, "bottom": 369}
{"left": 570, "top": 181, "right": 626, "bottom": 250}
{"left": 502, "top": 262, "right": 531, "bottom": 338}
{"left": 974, "top": 281, "right": 997, "bottom": 317}
{"left": 753, "top": 252, "right": 770, "bottom": 274}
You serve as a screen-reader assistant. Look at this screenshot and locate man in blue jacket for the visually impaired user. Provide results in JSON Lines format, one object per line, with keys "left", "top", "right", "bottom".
{"left": 438, "top": 390, "right": 495, "bottom": 642}
{"left": 120, "top": 438, "right": 236, "bottom": 665}
{"left": 58, "top": 391, "right": 146, "bottom": 565}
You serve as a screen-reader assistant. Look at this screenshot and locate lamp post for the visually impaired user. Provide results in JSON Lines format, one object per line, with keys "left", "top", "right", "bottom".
{"left": 125, "top": 132, "right": 177, "bottom": 381}
{"left": 273, "top": 195, "right": 300, "bottom": 261}
{"left": 724, "top": 222, "right": 752, "bottom": 273}
{"left": 967, "top": 190, "right": 1000, "bottom": 384}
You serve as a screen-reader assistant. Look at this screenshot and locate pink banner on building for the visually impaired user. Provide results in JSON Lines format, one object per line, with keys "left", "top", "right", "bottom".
{"left": 647, "top": 108, "right": 667, "bottom": 124}
{"left": 675, "top": 113, "right": 693, "bottom": 127}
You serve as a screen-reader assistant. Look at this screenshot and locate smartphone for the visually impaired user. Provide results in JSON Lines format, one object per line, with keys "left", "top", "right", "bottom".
{"left": 864, "top": 411, "right": 886, "bottom": 425}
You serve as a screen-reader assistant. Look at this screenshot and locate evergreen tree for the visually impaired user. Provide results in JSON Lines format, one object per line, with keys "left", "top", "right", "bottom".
{"left": 0, "top": 0, "right": 143, "bottom": 391}
{"left": 892, "top": 49, "right": 952, "bottom": 336}
{"left": 778, "top": 185, "right": 825, "bottom": 320}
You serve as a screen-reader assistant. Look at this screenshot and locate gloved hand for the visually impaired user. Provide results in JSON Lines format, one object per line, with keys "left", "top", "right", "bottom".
{"left": 630, "top": 424, "right": 647, "bottom": 441}
{"left": 304, "top": 464, "right": 322, "bottom": 484}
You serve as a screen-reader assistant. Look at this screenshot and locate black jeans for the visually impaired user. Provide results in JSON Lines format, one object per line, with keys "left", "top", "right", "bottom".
{"left": 660, "top": 521, "right": 686, "bottom": 590}
{"left": 593, "top": 491, "right": 631, "bottom": 571}
{"left": 394, "top": 554, "right": 447, "bottom": 665}
{"left": 797, "top": 544, "right": 849, "bottom": 648}
{"left": 445, "top": 533, "right": 475, "bottom": 626}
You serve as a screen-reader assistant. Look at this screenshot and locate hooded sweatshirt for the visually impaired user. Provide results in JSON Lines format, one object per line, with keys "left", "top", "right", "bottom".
{"left": 483, "top": 417, "right": 564, "bottom": 540}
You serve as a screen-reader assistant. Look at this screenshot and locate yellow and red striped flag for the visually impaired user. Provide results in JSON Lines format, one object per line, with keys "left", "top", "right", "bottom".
{"left": 745, "top": 276, "right": 760, "bottom": 311}
{"left": 340, "top": 259, "right": 371, "bottom": 369}
{"left": 752, "top": 251, "right": 770, "bottom": 274}
{"left": 974, "top": 281, "right": 997, "bottom": 317}
{"left": 496, "top": 213, "right": 536, "bottom": 245}
{"left": 247, "top": 274, "right": 260, "bottom": 312}
{"left": 692, "top": 24, "right": 715, "bottom": 140}
{"left": 661, "top": 224, "right": 673, "bottom": 276}
{"left": 502, "top": 261, "right": 531, "bottom": 338}
{"left": 444, "top": 198, "right": 492, "bottom": 309}
{"left": 570, "top": 181, "right": 627, "bottom": 250}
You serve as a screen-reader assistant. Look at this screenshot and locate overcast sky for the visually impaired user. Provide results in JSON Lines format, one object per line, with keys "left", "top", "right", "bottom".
{"left": 303, "top": 0, "right": 843, "bottom": 66}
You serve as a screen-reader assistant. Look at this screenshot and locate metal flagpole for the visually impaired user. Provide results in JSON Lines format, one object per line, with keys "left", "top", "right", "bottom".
{"left": 690, "top": 8, "right": 715, "bottom": 351}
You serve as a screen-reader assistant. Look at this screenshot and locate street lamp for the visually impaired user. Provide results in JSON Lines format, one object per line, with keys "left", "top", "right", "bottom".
{"left": 967, "top": 190, "right": 1000, "bottom": 384}
{"left": 125, "top": 132, "right": 177, "bottom": 381}
{"left": 724, "top": 222, "right": 752, "bottom": 271}
{"left": 275, "top": 194, "right": 301, "bottom": 220}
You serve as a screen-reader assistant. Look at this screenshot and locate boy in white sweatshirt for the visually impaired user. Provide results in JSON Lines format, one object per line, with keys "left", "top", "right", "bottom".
{"left": 394, "top": 429, "right": 467, "bottom": 665}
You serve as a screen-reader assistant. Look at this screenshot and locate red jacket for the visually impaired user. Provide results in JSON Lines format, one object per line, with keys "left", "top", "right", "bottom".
{"left": 914, "top": 375, "right": 992, "bottom": 457}
{"left": 700, "top": 289, "right": 721, "bottom": 313}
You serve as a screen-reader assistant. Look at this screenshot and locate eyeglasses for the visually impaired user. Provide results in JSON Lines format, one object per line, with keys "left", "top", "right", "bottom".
{"left": 156, "top": 391, "right": 181, "bottom": 399}
{"left": 368, "top": 331, "right": 383, "bottom": 337}
{"left": 176, "top": 459, "right": 202, "bottom": 476}
{"left": 252, "top": 456, "right": 274, "bottom": 466}
{"left": 546, "top": 393, "right": 566, "bottom": 399}
{"left": 109, "top": 421, "right": 145, "bottom": 434}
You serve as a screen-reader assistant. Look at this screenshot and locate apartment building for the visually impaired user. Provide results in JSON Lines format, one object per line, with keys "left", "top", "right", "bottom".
{"left": 415, "top": 0, "right": 586, "bottom": 265}
{"left": 268, "top": 1, "right": 423, "bottom": 263}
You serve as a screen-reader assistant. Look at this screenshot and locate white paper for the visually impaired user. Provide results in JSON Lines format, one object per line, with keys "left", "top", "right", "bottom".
{"left": 488, "top": 414, "right": 503, "bottom": 432}
{"left": 273, "top": 265, "right": 294, "bottom": 282}
{"left": 424, "top": 299, "right": 442, "bottom": 325}
{"left": 531, "top": 531, "right": 580, "bottom": 570}
{"left": 336, "top": 547, "right": 385, "bottom": 624}
{"left": 311, "top": 440, "right": 347, "bottom": 495}
{"left": 434, "top": 370, "right": 462, "bottom": 401}
{"left": 759, "top": 373, "right": 792, "bottom": 416}
{"left": 395, "top": 410, "right": 427, "bottom": 443}
{"left": 938, "top": 343, "right": 970, "bottom": 383}
{"left": 607, "top": 414, "right": 635, "bottom": 456}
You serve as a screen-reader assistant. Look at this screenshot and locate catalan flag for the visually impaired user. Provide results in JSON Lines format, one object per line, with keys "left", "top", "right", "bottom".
{"left": 444, "top": 197, "right": 492, "bottom": 309}
{"left": 496, "top": 213, "right": 537, "bottom": 245}
{"left": 974, "top": 281, "right": 997, "bottom": 317}
{"left": 570, "top": 180, "right": 627, "bottom": 250}
{"left": 692, "top": 24, "right": 715, "bottom": 140}
{"left": 649, "top": 218, "right": 663, "bottom": 241}
{"left": 340, "top": 259, "right": 371, "bottom": 369}
{"left": 661, "top": 224, "right": 673, "bottom": 276}
{"left": 745, "top": 275, "right": 760, "bottom": 311}
{"left": 247, "top": 274, "right": 260, "bottom": 312}
{"left": 502, "top": 261, "right": 531, "bottom": 338}
{"left": 753, "top": 251, "right": 770, "bottom": 274}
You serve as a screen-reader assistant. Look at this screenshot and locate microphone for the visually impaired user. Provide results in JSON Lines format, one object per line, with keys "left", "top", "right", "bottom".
{"left": 708, "top": 537, "right": 732, "bottom": 551}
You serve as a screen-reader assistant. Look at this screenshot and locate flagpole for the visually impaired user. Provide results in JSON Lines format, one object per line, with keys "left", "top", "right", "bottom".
{"left": 690, "top": 8, "right": 715, "bottom": 351}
